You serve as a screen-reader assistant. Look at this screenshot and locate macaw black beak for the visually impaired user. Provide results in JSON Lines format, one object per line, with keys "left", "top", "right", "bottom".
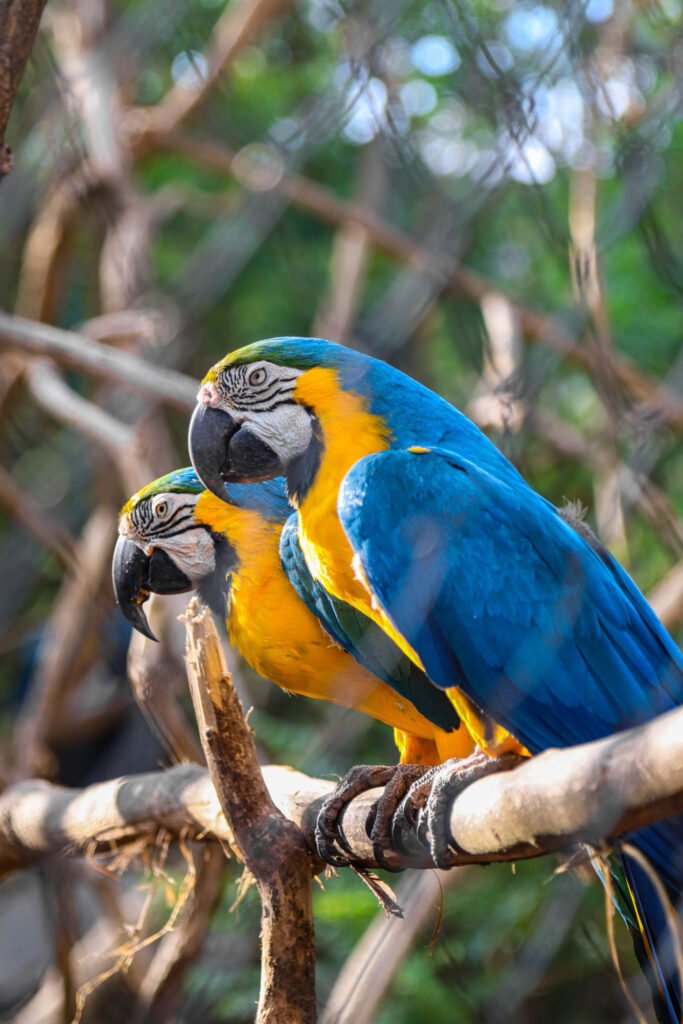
{"left": 189, "top": 402, "right": 282, "bottom": 495}
{"left": 112, "top": 537, "right": 193, "bottom": 642}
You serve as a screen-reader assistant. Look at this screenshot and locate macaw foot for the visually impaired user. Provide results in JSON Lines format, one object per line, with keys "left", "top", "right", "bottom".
{"left": 398, "top": 749, "right": 525, "bottom": 869}
{"left": 315, "top": 763, "right": 429, "bottom": 869}
{"left": 367, "top": 764, "right": 433, "bottom": 870}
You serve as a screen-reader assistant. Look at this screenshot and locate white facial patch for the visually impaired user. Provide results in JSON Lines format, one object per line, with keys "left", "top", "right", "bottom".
{"left": 244, "top": 403, "right": 313, "bottom": 463}
{"left": 152, "top": 527, "right": 216, "bottom": 584}
{"left": 121, "top": 491, "right": 216, "bottom": 584}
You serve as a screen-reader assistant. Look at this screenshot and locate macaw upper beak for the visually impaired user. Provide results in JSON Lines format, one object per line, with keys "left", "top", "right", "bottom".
{"left": 112, "top": 537, "right": 193, "bottom": 642}
{"left": 189, "top": 402, "right": 283, "bottom": 496}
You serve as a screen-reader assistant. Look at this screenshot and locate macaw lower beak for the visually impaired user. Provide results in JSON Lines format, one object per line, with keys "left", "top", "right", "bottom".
{"left": 112, "top": 537, "right": 193, "bottom": 642}
{"left": 189, "top": 403, "right": 283, "bottom": 497}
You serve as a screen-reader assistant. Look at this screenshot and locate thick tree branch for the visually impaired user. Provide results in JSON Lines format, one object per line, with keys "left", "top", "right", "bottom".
{"left": 445, "top": 702, "right": 683, "bottom": 861}
{"left": 0, "top": 763, "right": 327, "bottom": 877}
{"left": 0, "top": 0, "right": 49, "bottom": 178}
{"left": 1, "top": 704, "right": 683, "bottom": 882}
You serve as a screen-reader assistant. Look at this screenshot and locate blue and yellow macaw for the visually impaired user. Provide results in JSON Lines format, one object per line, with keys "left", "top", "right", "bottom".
{"left": 113, "top": 467, "right": 471, "bottom": 772}
{"left": 189, "top": 337, "right": 683, "bottom": 1022}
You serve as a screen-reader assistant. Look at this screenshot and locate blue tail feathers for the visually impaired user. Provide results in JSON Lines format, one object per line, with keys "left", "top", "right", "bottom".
{"left": 620, "top": 821, "right": 683, "bottom": 1023}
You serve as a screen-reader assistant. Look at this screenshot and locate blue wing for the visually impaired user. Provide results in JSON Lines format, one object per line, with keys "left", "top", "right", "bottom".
{"left": 278, "top": 513, "right": 460, "bottom": 734}
{"left": 339, "top": 446, "right": 683, "bottom": 1021}
{"left": 338, "top": 447, "right": 683, "bottom": 753}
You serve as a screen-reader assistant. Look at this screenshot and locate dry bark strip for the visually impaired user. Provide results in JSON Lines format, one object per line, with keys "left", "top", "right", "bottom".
{"left": 182, "top": 598, "right": 318, "bottom": 1024}
{"left": 0, "top": 0, "right": 49, "bottom": 177}
{"left": 0, "top": 703, "right": 683, "bottom": 878}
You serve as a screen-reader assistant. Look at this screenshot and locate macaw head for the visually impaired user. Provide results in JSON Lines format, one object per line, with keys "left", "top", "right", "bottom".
{"left": 188, "top": 336, "right": 519, "bottom": 501}
{"left": 113, "top": 467, "right": 290, "bottom": 640}
{"left": 188, "top": 337, "right": 379, "bottom": 500}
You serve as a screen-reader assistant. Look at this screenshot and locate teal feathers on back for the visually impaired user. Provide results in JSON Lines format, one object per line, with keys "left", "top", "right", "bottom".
{"left": 279, "top": 514, "right": 461, "bottom": 734}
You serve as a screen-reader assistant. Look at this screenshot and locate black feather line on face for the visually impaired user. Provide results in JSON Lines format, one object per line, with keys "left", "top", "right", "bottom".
{"left": 286, "top": 413, "right": 324, "bottom": 505}
{"left": 216, "top": 366, "right": 300, "bottom": 413}
{"left": 197, "top": 533, "right": 237, "bottom": 620}
{"left": 130, "top": 499, "right": 199, "bottom": 542}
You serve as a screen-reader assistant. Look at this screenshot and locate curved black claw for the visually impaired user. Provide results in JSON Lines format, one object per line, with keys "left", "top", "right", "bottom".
{"left": 397, "top": 750, "right": 526, "bottom": 869}
{"left": 367, "top": 764, "right": 433, "bottom": 870}
{"left": 315, "top": 764, "right": 401, "bottom": 868}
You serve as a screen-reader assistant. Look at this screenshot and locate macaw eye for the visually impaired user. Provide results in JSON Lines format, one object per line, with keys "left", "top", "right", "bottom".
{"left": 153, "top": 498, "right": 169, "bottom": 519}
{"left": 248, "top": 366, "right": 267, "bottom": 387}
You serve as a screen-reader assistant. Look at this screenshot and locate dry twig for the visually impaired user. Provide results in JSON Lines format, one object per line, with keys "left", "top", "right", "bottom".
{"left": 130, "top": 844, "right": 226, "bottom": 1024}
{"left": 182, "top": 598, "right": 318, "bottom": 1024}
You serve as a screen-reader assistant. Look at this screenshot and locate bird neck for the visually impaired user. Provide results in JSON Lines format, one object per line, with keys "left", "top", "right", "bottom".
{"left": 291, "top": 367, "right": 391, "bottom": 509}
{"left": 290, "top": 367, "right": 393, "bottom": 611}
{"left": 195, "top": 492, "right": 282, "bottom": 593}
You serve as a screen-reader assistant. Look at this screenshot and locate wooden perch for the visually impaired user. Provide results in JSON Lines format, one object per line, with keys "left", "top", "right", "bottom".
{"left": 182, "top": 598, "right": 317, "bottom": 1024}
{"left": 0, "top": 703, "right": 682, "bottom": 878}
{"left": 0, "top": 762, "right": 329, "bottom": 877}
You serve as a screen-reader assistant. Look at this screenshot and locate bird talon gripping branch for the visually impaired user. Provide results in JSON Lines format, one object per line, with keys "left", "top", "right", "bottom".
{"left": 314, "top": 764, "right": 399, "bottom": 868}
{"left": 410, "top": 750, "right": 525, "bottom": 869}
{"left": 367, "top": 763, "right": 433, "bottom": 871}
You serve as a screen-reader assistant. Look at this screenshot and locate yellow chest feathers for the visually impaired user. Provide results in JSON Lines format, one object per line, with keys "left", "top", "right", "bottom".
{"left": 295, "top": 369, "right": 387, "bottom": 599}
{"left": 294, "top": 367, "right": 422, "bottom": 662}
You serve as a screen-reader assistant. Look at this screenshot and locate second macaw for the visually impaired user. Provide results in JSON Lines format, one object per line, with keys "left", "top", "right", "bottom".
{"left": 189, "top": 337, "right": 683, "bottom": 1023}
{"left": 113, "top": 467, "right": 471, "bottom": 773}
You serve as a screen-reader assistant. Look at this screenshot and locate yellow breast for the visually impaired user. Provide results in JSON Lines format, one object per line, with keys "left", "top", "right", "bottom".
{"left": 195, "top": 490, "right": 448, "bottom": 740}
